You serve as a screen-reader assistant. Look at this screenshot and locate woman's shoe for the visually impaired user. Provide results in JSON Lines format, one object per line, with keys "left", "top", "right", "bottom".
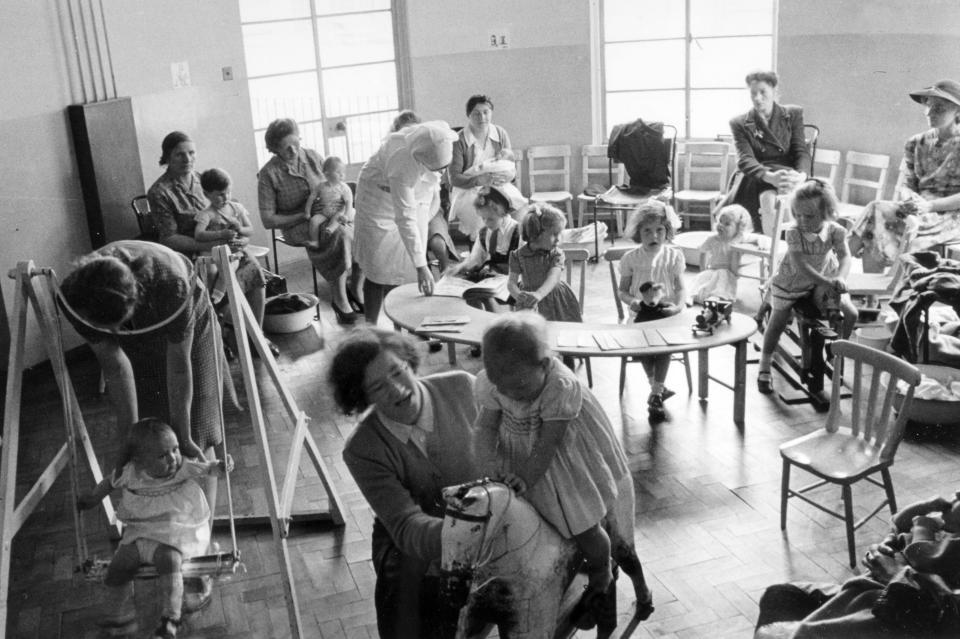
{"left": 346, "top": 287, "right": 365, "bottom": 314}
{"left": 331, "top": 301, "right": 359, "bottom": 325}
{"left": 757, "top": 371, "right": 774, "bottom": 394}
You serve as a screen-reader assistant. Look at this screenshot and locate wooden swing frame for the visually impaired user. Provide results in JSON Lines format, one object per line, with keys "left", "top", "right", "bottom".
{"left": 0, "top": 245, "right": 346, "bottom": 638}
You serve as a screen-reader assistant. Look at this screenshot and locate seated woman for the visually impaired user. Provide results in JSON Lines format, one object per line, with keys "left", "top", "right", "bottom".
{"left": 332, "top": 329, "right": 478, "bottom": 639}
{"left": 722, "top": 70, "right": 810, "bottom": 235}
{"left": 848, "top": 80, "right": 960, "bottom": 272}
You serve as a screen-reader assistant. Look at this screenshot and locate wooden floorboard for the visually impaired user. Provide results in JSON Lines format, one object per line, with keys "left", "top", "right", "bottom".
{"left": 6, "top": 238, "right": 960, "bottom": 638}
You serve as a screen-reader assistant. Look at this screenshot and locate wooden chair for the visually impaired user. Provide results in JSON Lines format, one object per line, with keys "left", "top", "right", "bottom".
{"left": 730, "top": 192, "right": 789, "bottom": 284}
{"left": 603, "top": 246, "right": 692, "bottom": 397}
{"left": 527, "top": 144, "right": 574, "bottom": 227}
{"left": 562, "top": 247, "right": 592, "bottom": 387}
{"left": 835, "top": 150, "right": 890, "bottom": 222}
{"left": 674, "top": 141, "right": 732, "bottom": 230}
{"left": 130, "top": 195, "right": 157, "bottom": 240}
{"left": 812, "top": 148, "right": 842, "bottom": 190}
{"left": 780, "top": 340, "right": 921, "bottom": 568}
{"left": 577, "top": 145, "right": 624, "bottom": 232}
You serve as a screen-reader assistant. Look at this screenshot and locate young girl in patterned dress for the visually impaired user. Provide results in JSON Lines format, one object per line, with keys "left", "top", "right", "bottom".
{"left": 473, "top": 313, "right": 653, "bottom": 612}
{"left": 757, "top": 178, "right": 858, "bottom": 394}
{"left": 79, "top": 418, "right": 230, "bottom": 639}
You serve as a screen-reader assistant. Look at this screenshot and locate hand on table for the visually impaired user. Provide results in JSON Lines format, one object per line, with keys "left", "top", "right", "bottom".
{"left": 417, "top": 266, "right": 435, "bottom": 296}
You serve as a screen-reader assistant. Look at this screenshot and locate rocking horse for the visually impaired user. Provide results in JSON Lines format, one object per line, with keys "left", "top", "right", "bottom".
{"left": 440, "top": 478, "right": 654, "bottom": 639}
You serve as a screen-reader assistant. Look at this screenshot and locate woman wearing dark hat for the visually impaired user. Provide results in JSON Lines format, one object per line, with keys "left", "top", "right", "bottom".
{"left": 849, "top": 80, "right": 960, "bottom": 270}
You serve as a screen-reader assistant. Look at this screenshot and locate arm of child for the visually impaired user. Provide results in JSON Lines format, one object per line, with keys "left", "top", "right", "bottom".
{"left": 472, "top": 407, "right": 502, "bottom": 478}
{"left": 235, "top": 206, "right": 254, "bottom": 238}
{"left": 669, "top": 257, "right": 687, "bottom": 307}
{"left": 833, "top": 230, "right": 852, "bottom": 289}
{"left": 342, "top": 184, "right": 354, "bottom": 222}
{"left": 529, "top": 265, "right": 563, "bottom": 302}
{"left": 303, "top": 187, "right": 319, "bottom": 221}
{"left": 193, "top": 215, "right": 234, "bottom": 243}
{"left": 892, "top": 495, "right": 953, "bottom": 533}
{"left": 517, "top": 417, "right": 570, "bottom": 492}
{"left": 617, "top": 257, "right": 639, "bottom": 309}
{"left": 507, "top": 251, "right": 537, "bottom": 307}
{"left": 78, "top": 475, "right": 115, "bottom": 510}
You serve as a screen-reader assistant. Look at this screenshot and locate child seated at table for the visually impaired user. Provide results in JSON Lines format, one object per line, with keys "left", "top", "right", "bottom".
{"left": 618, "top": 200, "right": 687, "bottom": 418}
{"left": 691, "top": 204, "right": 754, "bottom": 304}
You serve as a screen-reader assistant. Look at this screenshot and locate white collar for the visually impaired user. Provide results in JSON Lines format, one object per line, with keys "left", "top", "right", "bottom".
{"left": 464, "top": 125, "right": 501, "bottom": 147}
{"left": 376, "top": 382, "right": 435, "bottom": 455}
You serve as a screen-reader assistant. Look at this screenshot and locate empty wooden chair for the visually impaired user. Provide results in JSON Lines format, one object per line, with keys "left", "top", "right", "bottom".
{"left": 527, "top": 144, "right": 574, "bottom": 227}
{"left": 812, "top": 148, "right": 842, "bottom": 190}
{"left": 674, "top": 141, "right": 732, "bottom": 230}
{"left": 835, "top": 150, "right": 890, "bottom": 222}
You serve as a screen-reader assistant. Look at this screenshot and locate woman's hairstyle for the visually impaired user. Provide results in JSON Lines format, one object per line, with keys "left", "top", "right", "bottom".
{"left": 391, "top": 110, "right": 421, "bottom": 132}
{"left": 60, "top": 254, "right": 141, "bottom": 327}
{"left": 264, "top": 118, "right": 300, "bottom": 154}
{"left": 329, "top": 328, "right": 420, "bottom": 415}
{"left": 127, "top": 417, "right": 176, "bottom": 462}
{"left": 791, "top": 177, "right": 839, "bottom": 222}
{"left": 520, "top": 203, "right": 566, "bottom": 242}
{"left": 322, "top": 156, "right": 344, "bottom": 174}
{"left": 624, "top": 199, "right": 676, "bottom": 243}
{"left": 466, "top": 94, "right": 494, "bottom": 115}
{"left": 159, "top": 131, "right": 192, "bottom": 166}
{"left": 474, "top": 185, "right": 512, "bottom": 214}
{"left": 481, "top": 311, "right": 550, "bottom": 366}
{"left": 200, "top": 168, "right": 231, "bottom": 192}
{"left": 715, "top": 204, "right": 753, "bottom": 241}
{"left": 745, "top": 70, "right": 779, "bottom": 88}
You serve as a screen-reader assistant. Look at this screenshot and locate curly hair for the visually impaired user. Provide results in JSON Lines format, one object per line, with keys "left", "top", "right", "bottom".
{"left": 714, "top": 204, "right": 753, "bottom": 242}
{"left": 624, "top": 199, "right": 676, "bottom": 244}
{"left": 481, "top": 311, "right": 551, "bottom": 367}
{"left": 329, "top": 328, "right": 421, "bottom": 415}
{"left": 745, "top": 70, "right": 779, "bottom": 88}
{"left": 791, "top": 177, "right": 840, "bottom": 222}
{"left": 519, "top": 203, "right": 566, "bottom": 243}
{"left": 264, "top": 118, "right": 300, "bottom": 154}
{"left": 60, "top": 253, "right": 141, "bottom": 327}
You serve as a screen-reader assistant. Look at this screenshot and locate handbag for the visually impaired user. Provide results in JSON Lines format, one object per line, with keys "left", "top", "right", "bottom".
{"left": 262, "top": 269, "right": 288, "bottom": 298}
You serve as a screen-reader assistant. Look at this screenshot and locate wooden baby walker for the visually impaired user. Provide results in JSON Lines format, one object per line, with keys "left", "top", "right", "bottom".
{"left": 0, "top": 245, "right": 346, "bottom": 638}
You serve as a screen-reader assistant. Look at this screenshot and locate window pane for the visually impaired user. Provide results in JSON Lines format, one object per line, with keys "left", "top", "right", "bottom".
{"left": 316, "top": 0, "right": 390, "bottom": 15}
{"left": 604, "top": 0, "right": 684, "bottom": 41}
{"left": 690, "top": 36, "right": 773, "bottom": 87}
{"left": 605, "top": 91, "right": 685, "bottom": 136}
{"left": 605, "top": 41, "right": 684, "bottom": 92}
{"left": 248, "top": 72, "right": 322, "bottom": 129}
{"left": 242, "top": 21, "right": 316, "bottom": 77}
{"left": 344, "top": 111, "right": 396, "bottom": 164}
{"left": 690, "top": 89, "right": 746, "bottom": 138}
{"left": 317, "top": 11, "right": 394, "bottom": 68}
{"left": 239, "top": 0, "right": 310, "bottom": 23}
{"left": 690, "top": 0, "right": 774, "bottom": 36}
{"left": 323, "top": 62, "right": 398, "bottom": 117}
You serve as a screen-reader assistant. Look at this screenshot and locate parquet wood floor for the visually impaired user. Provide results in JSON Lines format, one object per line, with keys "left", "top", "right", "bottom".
{"left": 6, "top": 238, "right": 960, "bottom": 638}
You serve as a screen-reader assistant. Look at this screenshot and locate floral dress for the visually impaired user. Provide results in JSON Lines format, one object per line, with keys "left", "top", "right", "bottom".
{"left": 509, "top": 244, "right": 582, "bottom": 322}
{"left": 475, "top": 359, "right": 630, "bottom": 538}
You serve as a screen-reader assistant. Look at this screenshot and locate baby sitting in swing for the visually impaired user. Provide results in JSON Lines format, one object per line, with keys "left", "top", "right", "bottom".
{"left": 78, "top": 418, "right": 232, "bottom": 639}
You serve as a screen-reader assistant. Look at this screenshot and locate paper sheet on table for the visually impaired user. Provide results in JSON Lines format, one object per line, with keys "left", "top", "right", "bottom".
{"left": 416, "top": 325, "right": 463, "bottom": 333}
{"left": 419, "top": 315, "right": 470, "bottom": 326}
{"left": 642, "top": 330, "right": 667, "bottom": 347}
{"left": 611, "top": 331, "right": 648, "bottom": 349}
{"left": 555, "top": 332, "right": 595, "bottom": 348}
{"left": 657, "top": 328, "right": 699, "bottom": 345}
{"left": 592, "top": 332, "right": 622, "bottom": 351}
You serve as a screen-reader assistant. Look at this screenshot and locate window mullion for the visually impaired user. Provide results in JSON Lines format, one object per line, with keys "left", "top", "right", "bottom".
{"left": 308, "top": 0, "right": 328, "bottom": 157}
{"left": 684, "top": 0, "right": 691, "bottom": 139}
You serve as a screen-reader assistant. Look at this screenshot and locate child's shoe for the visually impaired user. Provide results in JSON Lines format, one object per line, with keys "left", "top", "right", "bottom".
{"left": 151, "top": 615, "right": 181, "bottom": 639}
{"left": 757, "top": 371, "right": 774, "bottom": 394}
{"left": 97, "top": 611, "right": 138, "bottom": 637}
{"left": 647, "top": 392, "right": 665, "bottom": 417}
{"left": 660, "top": 387, "right": 676, "bottom": 401}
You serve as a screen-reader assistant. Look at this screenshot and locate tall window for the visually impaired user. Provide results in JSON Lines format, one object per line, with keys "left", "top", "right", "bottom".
{"left": 240, "top": 0, "right": 402, "bottom": 168}
{"left": 601, "top": 0, "right": 776, "bottom": 139}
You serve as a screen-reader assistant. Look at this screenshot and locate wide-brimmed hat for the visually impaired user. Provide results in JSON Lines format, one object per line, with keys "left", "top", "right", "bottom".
{"left": 909, "top": 79, "right": 960, "bottom": 108}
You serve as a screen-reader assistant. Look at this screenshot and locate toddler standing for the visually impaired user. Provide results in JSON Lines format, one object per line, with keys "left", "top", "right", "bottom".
{"left": 757, "top": 178, "right": 858, "bottom": 394}
{"left": 193, "top": 168, "right": 257, "bottom": 305}
{"left": 618, "top": 200, "right": 687, "bottom": 417}
{"left": 691, "top": 204, "right": 755, "bottom": 303}
{"left": 473, "top": 313, "right": 652, "bottom": 609}
{"left": 79, "top": 418, "right": 230, "bottom": 639}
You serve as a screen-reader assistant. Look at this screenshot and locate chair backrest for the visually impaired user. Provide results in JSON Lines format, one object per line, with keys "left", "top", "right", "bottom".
{"left": 812, "top": 148, "right": 842, "bottom": 189}
{"left": 804, "top": 124, "right": 820, "bottom": 173}
{"left": 581, "top": 144, "right": 622, "bottom": 191}
{"left": 526, "top": 144, "right": 571, "bottom": 195}
{"left": 825, "top": 340, "right": 921, "bottom": 461}
{"left": 677, "top": 141, "right": 731, "bottom": 193}
{"left": 607, "top": 121, "right": 677, "bottom": 196}
{"left": 130, "top": 195, "right": 151, "bottom": 236}
{"left": 562, "top": 247, "right": 590, "bottom": 313}
{"left": 602, "top": 246, "right": 635, "bottom": 322}
{"left": 840, "top": 150, "right": 890, "bottom": 204}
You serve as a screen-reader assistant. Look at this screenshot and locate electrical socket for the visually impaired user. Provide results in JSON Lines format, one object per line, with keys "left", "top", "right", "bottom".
{"left": 221, "top": 66, "right": 233, "bottom": 81}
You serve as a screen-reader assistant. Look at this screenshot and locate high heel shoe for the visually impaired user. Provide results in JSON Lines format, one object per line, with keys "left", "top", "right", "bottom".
{"left": 331, "top": 301, "right": 359, "bottom": 325}
{"left": 346, "top": 287, "right": 365, "bottom": 314}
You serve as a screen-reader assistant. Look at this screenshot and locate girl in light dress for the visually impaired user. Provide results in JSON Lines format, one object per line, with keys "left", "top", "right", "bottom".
{"left": 691, "top": 204, "right": 755, "bottom": 303}
{"left": 757, "top": 178, "right": 859, "bottom": 394}
{"left": 79, "top": 418, "right": 230, "bottom": 639}
{"left": 617, "top": 200, "right": 687, "bottom": 417}
{"left": 473, "top": 312, "right": 653, "bottom": 613}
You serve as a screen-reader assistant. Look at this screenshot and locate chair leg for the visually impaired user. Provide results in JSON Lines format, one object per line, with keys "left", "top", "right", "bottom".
{"left": 565, "top": 201, "right": 574, "bottom": 229}
{"left": 780, "top": 459, "right": 790, "bottom": 530}
{"left": 619, "top": 358, "right": 627, "bottom": 397}
{"left": 312, "top": 267, "right": 320, "bottom": 320}
{"left": 842, "top": 484, "right": 856, "bottom": 569}
{"left": 682, "top": 352, "right": 693, "bottom": 394}
{"left": 880, "top": 467, "right": 897, "bottom": 514}
{"left": 584, "top": 357, "right": 593, "bottom": 388}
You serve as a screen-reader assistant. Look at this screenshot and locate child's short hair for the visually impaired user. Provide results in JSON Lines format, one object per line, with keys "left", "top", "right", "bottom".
{"left": 128, "top": 417, "right": 176, "bottom": 461}
{"left": 715, "top": 204, "right": 753, "bottom": 240}
{"left": 200, "top": 168, "right": 231, "bottom": 192}
{"left": 639, "top": 281, "right": 665, "bottom": 294}
{"left": 322, "top": 156, "right": 344, "bottom": 174}
{"left": 792, "top": 177, "right": 839, "bottom": 222}
{"left": 520, "top": 203, "right": 566, "bottom": 243}
{"left": 474, "top": 185, "right": 512, "bottom": 214}
{"left": 391, "top": 110, "right": 420, "bottom": 132}
{"left": 624, "top": 199, "right": 676, "bottom": 243}
{"left": 481, "top": 311, "right": 551, "bottom": 366}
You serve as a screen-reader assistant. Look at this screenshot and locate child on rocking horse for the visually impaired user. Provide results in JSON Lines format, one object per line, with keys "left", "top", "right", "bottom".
{"left": 473, "top": 312, "right": 653, "bottom": 614}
